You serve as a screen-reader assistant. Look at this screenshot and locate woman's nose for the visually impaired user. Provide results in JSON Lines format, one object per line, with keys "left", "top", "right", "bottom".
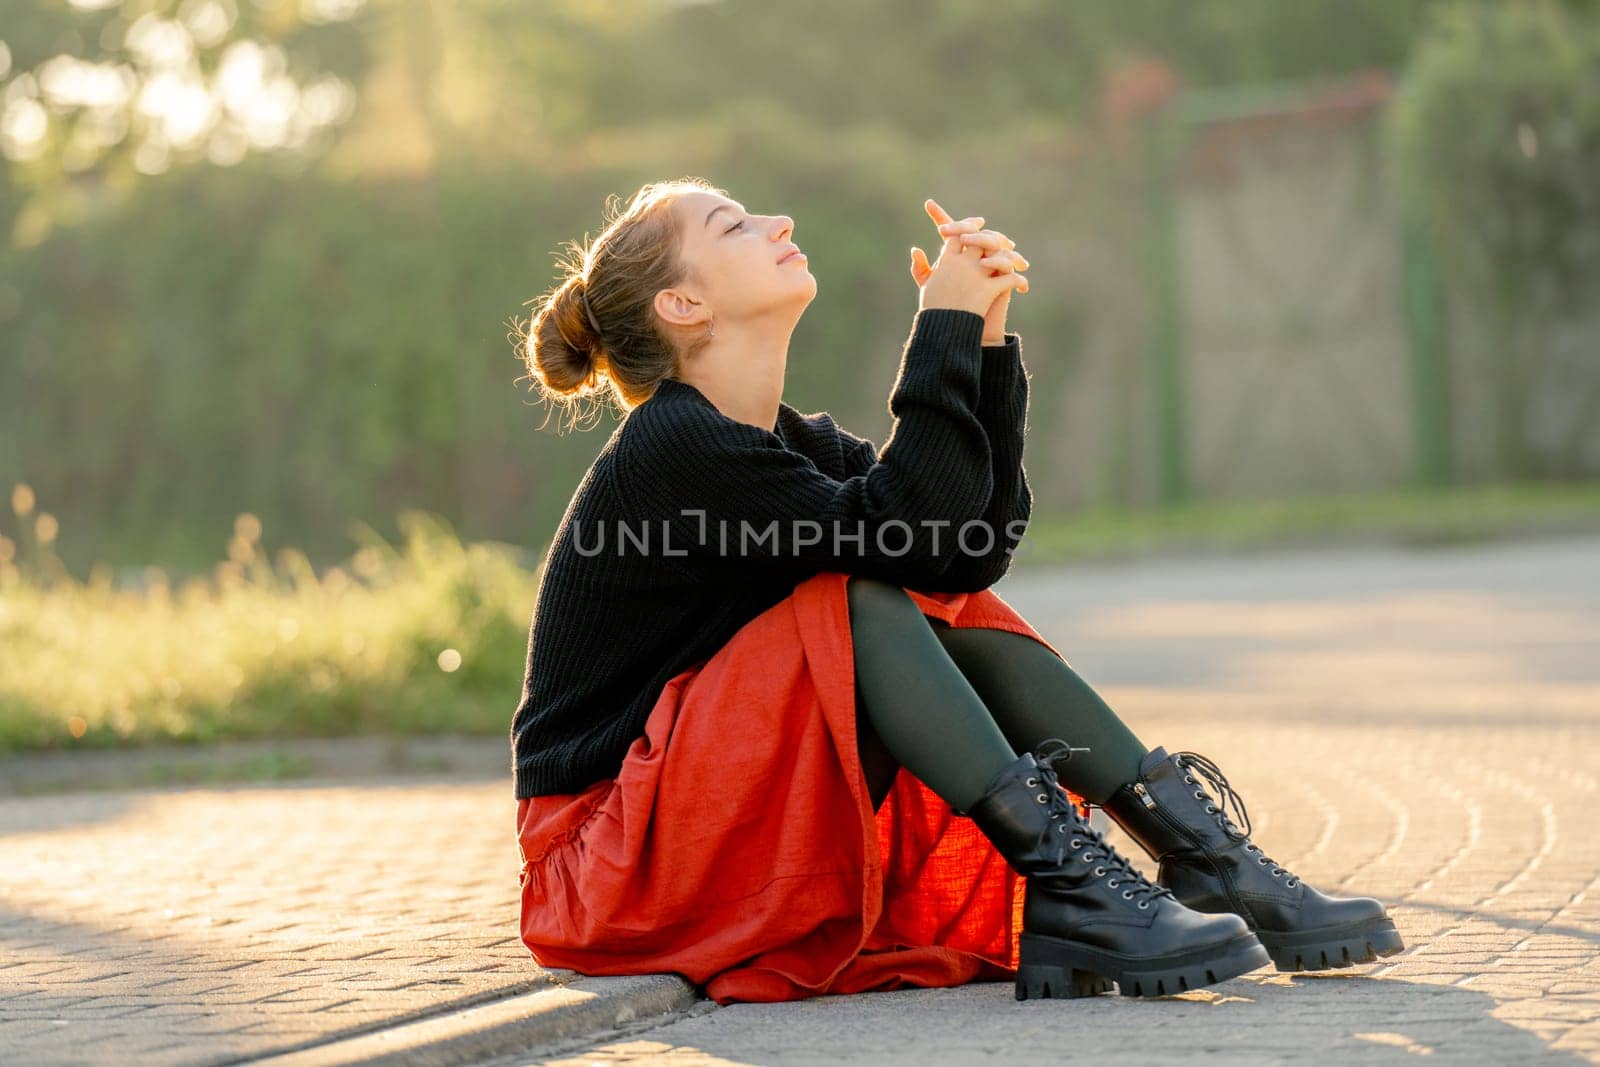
{"left": 771, "top": 216, "right": 794, "bottom": 241}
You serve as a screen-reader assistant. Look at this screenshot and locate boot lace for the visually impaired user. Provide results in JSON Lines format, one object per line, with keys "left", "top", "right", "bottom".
{"left": 1173, "top": 751, "right": 1299, "bottom": 889}
{"left": 1031, "top": 738, "right": 1173, "bottom": 909}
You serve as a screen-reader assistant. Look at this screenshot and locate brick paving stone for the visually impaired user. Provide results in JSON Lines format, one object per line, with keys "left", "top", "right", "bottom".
{"left": 0, "top": 779, "right": 549, "bottom": 1065}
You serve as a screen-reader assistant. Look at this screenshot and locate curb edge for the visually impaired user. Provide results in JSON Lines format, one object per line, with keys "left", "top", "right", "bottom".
{"left": 244, "top": 973, "right": 701, "bottom": 1067}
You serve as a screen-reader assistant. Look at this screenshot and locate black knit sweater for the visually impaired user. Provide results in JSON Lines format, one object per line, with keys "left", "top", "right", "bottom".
{"left": 510, "top": 307, "right": 1031, "bottom": 798}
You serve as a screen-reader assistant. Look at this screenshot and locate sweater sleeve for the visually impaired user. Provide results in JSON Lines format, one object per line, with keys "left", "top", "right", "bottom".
{"left": 930, "top": 332, "right": 1032, "bottom": 591}
{"left": 837, "top": 422, "right": 879, "bottom": 480}
{"left": 617, "top": 308, "right": 995, "bottom": 589}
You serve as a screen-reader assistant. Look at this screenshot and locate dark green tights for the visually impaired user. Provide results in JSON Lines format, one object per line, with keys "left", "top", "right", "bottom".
{"left": 847, "top": 576, "right": 1149, "bottom": 812}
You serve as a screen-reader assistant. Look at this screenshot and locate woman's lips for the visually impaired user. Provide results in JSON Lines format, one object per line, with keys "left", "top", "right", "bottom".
{"left": 779, "top": 249, "right": 806, "bottom": 265}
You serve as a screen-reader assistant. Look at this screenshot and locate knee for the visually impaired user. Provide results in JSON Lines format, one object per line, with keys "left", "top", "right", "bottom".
{"left": 845, "top": 575, "right": 915, "bottom": 620}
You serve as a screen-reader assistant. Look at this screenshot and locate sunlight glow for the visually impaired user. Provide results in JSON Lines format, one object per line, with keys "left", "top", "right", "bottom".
{"left": 302, "top": 0, "right": 367, "bottom": 24}
{"left": 11, "top": 483, "right": 36, "bottom": 517}
{"left": 227, "top": 535, "right": 255, "bottom": 565}
{"left": 138, "top": 70, "right": 217, "bottom": 147}
{"left": 217, "top": 39, "right": 278, "bottom": 106}
{"left": 126, "top": 15, "right": 197, "bottom": 70}
{"left": 69, "top": 106, "right": 130, "bottom": 156}
{"left": 179, "top": 0, "right": 238, "bottom": 49}
{"left": 299, "top": 75, "right": 357, "bottom": 128}
{"left": 1, "top": 97, "right": 48, "bottom": 161}
{"left": 39, "top": 56, "right": 137, "bottom": 110}
{"left": 235, "top": 513, "right": 263, "bottom": 543}
{"left": 0, "top": 6, "right": 358, "bottom": 170}
{"left": 1354, "top": 1032, "right": 1436, "bottom": 1056}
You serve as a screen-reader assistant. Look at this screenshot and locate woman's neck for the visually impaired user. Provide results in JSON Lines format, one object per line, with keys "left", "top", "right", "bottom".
{"left": 678, "top": 320, "right": 792, "bottom": 432}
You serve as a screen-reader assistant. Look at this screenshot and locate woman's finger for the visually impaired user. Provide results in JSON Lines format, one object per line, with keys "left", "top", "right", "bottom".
{"left": 960, "top": 232, "right": 1017, "bottom": 253}
{"left": 938, "top": 216, "right": 985, "bottom": 236}
{"left": 909, "top": 246, "right": 933, "bottom": 285}
{"left": 925, "top": 199, "right": 960, "bottom": 253}
{"left": 988, "top": 270, "right": 1029, "bottom": 296}
{"left": 966, "top": 240, "right": 1025, "bottom": 266}
{"left": 925, "top": 200, "right": 982, "bottom": 254}
{"left": 978, "top": 249, "right": 1029, "bottom": 272}
{"left": 925, "top": 199, "right": 964, "bottom": 227}
{"left": 958, "top": 229, "right": 1017, "bottom": 251}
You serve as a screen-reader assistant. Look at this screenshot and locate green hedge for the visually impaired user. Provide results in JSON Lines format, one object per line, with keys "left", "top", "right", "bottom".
{"left": 4, "top": 121, "right": 1002, "bottom": 575}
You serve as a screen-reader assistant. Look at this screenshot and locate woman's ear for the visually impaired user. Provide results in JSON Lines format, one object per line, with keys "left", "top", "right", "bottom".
{"left": 653, "top": 288, "right": 710, "bottom": 331}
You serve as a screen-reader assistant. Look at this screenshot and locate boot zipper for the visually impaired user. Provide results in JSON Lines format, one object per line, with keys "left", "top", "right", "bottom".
{"left": 1130, "top": 779, "right": 1248, "bottom": 915}
{"left": 1131, "top": 781, "right": 1206, "bottom": 854}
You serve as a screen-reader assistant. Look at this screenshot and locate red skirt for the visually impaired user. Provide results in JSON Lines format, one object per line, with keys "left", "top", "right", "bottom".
{"left": 514, "top": 570, "right": 1072, "bottom": 1005}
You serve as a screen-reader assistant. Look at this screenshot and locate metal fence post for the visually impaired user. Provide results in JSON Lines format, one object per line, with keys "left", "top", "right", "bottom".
{"left": 1402, "top": 209, "right": 1453, "bottom": 488}
{"left": 1142, "top": 108, "right": 1189, "bottom": 506}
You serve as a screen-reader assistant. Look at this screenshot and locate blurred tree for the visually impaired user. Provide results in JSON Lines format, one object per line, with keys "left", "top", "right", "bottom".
{"left": 0, "top": 0, "right": 373, "bottom": 242}
{"left": 8, "top": 0, "right": 1560, "bottom": 573}
{"left": 440, "top": 0, "right": 1439, "bottom": 146}
{"left": 1389, "top": 0, "right": 1600, "bottom": 477}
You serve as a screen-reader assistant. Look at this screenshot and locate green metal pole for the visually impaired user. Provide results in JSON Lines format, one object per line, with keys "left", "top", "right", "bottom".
{"left": 1142, "top": 110, "right": 1188, "bottom": 505}
{"left": 1402, "top": 209, "right": 1453, "bottom": 488}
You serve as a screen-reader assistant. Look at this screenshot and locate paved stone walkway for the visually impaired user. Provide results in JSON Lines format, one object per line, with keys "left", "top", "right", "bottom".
{"left": 0, "top": 778, "right": 530, "bottom": 1063}
{"left": 515, "top": 535, "right": 1600, "bottom": 1064}
{"left": 3, "top": 534, "right": 1597, "bottom": 1064}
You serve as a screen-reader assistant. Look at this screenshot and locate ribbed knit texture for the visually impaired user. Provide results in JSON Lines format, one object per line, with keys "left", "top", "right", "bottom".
{"left": 510, "top": 307, "right": 1032, "bottom": 798}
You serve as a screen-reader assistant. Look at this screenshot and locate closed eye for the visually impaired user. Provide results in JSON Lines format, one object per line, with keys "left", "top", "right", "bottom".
{"left": 725, "top": 219, "right": 745, "bottom": 234}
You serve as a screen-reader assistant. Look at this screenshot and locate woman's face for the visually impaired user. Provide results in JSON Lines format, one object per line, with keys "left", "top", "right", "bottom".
{"left": 659, "top": 192, "right": 817, "bottom": 332}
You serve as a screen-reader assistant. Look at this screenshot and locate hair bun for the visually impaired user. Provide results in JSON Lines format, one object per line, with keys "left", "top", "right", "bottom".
{"left": 527, "top": 279, "right": 605, "bottom": 400}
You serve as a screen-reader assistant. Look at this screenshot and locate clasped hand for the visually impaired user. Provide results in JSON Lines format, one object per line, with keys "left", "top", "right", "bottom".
{"left": 910, "top": 197, "right": 1030, "bottom": 345}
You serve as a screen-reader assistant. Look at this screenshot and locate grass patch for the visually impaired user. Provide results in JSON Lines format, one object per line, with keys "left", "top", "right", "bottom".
{"left": 1015, "top": 480, "right": 1600, "bottom": 565}
{"left": 0, "top": 506, "right": 539, "bottom": 756}
{"left": 137, "top": 750, "right": 321, "bottom": 789}
{"left": 2, "top": 479, "right": 1596, "bottom": 756}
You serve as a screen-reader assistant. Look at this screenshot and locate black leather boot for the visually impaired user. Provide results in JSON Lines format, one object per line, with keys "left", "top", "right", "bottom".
{"left": 1102, "top": 747, "right": 1405, "bottom": 972}
{"left": 956, "top": 738, "right": 1270, "bottom": 1000}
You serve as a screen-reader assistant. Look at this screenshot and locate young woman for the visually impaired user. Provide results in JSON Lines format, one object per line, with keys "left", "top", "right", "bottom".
{"left": 508, "top": 177, "right": 1402, "bottom": 1005}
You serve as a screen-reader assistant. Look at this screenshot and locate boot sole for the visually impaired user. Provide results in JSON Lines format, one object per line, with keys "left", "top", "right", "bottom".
{"left": 1015, "top": 931, "right": 1270, "bottom": 1000}
{"left": 1257, "top": 916, "right": 1406, "bottom": 972}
